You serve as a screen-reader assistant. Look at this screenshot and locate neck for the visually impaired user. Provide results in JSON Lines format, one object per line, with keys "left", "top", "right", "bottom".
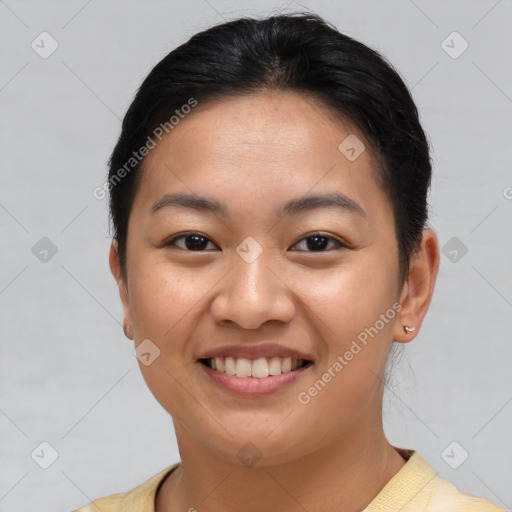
{"left": 156, "top": 423, "right": 407, "bottom": 512}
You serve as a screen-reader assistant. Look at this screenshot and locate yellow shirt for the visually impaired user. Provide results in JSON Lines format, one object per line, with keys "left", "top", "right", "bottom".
{"left": 73, "top": 449, "right": 506, "bottom": 512}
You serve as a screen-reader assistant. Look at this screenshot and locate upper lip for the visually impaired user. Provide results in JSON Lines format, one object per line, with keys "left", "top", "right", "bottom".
{"left": 197, "top": 343, "right": 314, "bottom": 361}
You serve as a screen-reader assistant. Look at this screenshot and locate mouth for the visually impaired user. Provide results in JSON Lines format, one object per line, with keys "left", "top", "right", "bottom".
{"left": 196, "top": 343, "right": 315, "bottom": 396}
{"left": 198, "top": 356, "right": 313, "bottom": 379}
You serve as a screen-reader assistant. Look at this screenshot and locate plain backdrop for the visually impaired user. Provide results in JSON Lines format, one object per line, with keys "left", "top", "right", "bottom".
{"left": 0, "top": 1, "right": 511, "bottom": 511}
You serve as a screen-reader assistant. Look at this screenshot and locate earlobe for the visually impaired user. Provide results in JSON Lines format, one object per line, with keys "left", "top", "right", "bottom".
{"left": 123, "top": 322, "right": 133, "bottom": 339}
{"left": 109, "top": 240, "right": 123, "bottom": 288}
{"left": 393, "top": 229, "right": 440, "bottom": 344}
{"left": 109, "top": 240, "right": 133, "bottom": 339}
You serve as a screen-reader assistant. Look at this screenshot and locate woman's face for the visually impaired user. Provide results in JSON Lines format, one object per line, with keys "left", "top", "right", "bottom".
{"left": 111, "top": 91, "right": 415, "bottom": 465}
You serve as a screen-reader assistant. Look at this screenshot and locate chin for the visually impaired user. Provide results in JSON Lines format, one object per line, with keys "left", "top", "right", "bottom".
{"left": 198, "top": 420, "right": 315, "bottom": 468}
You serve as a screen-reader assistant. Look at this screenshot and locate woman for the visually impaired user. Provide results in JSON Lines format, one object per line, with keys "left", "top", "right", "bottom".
{"left": 75, "top": 12, "right": 505, "bottom": 512}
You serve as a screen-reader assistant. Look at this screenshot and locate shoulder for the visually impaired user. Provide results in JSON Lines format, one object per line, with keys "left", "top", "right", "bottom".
{"left": 72, "top": 463, "right": 180, "bottom": 512}
{"left": 72, "top": 491, "right": 125, "bottom": 512}
{"left": 374, "top": 449, "right": 507, "bottom": 512}
{"left": 427, "top": 475, "right": 507, "bottom": 512}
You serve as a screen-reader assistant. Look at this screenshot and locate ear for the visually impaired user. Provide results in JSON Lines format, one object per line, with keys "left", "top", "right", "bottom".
{"left": 393, "top": 229, "right": 440, "bottom": 343}
{"left": 109, "top": 239, "right": 133, "bottom": 340}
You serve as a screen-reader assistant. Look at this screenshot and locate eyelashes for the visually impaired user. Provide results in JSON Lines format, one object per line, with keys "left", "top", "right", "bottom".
{"left": 164, "top": 231, "right": 348, "bottom": 252}
{"left": 166, "top": 233, "right": 217, "bottom": 251}
{"left": 291, "top": 234, "right": 346, "bottom": 251}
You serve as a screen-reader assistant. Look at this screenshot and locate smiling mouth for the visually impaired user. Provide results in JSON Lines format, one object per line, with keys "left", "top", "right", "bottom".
{"left": 198, "top": 356, "right": 313, "bottom": 379}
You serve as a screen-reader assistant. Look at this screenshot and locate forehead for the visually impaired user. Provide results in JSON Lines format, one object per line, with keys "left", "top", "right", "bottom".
{"left": 132, "top": 90, "right": 392, "bottom": 225}
{"left": 145, "top": 90, "right": 365, "bottom": 166}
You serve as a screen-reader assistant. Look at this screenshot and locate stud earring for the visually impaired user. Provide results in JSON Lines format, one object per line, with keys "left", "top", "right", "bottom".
{"left": 404, "top": 326, "right": 415, "bottom": 334}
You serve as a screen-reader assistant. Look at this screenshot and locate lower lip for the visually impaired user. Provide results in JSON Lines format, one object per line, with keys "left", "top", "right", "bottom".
{"left": 199, "top": 362, "right": 312, "bottom": 396}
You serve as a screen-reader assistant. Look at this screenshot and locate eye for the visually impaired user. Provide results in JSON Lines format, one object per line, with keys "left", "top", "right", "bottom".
{"left": 290, "top": 233, "right": 347, "bottom": 252}
{"left": 164, "top": 232, "right": 347, "bottom": 252}
{"left": 165, "top": 232, "right": 219, "bottom": 251}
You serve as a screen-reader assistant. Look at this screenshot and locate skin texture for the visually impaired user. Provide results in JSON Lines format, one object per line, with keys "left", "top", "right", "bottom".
{"left": 109, "top": 90, "right": 440, "bottom": 512}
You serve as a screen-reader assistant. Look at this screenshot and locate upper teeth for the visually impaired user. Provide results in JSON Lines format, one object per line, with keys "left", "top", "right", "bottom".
{"left": 208, "top": 357, "right": 304, "bottom": 378}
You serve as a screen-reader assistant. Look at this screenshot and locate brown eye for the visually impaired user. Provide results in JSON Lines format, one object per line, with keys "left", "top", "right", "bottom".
{"left": 166, "top": 233, "right": 218, "bottom": 251}
{"left": 290, "top": 234, "right": 346, "bottom": 252}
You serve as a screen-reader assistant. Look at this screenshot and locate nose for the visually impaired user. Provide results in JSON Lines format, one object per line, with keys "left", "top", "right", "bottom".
{"left": 210, "top": 247, "right": 296, "bottom": 330}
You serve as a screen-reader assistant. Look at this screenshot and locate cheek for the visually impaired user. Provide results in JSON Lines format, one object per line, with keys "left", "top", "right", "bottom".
{"left": 127, "top": 261, "right": 209, "bottom": 419}
{"left": 294, "top": 252, "right": 399, "bottom": 403}
{"left": 298, "top": 252, "right": 399, "bottom": 341}
{"left": 128, "top": 259, "right": 211, "bottom": 351}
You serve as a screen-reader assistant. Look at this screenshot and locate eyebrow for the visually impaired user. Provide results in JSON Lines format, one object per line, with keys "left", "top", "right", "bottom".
{"left": 150, "top": 191, "right": 366, "bottom": 218}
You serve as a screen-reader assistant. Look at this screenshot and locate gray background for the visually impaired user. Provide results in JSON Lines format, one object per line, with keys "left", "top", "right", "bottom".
{"left": 1, "top": 1, "right": 511, "bottom": 511}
